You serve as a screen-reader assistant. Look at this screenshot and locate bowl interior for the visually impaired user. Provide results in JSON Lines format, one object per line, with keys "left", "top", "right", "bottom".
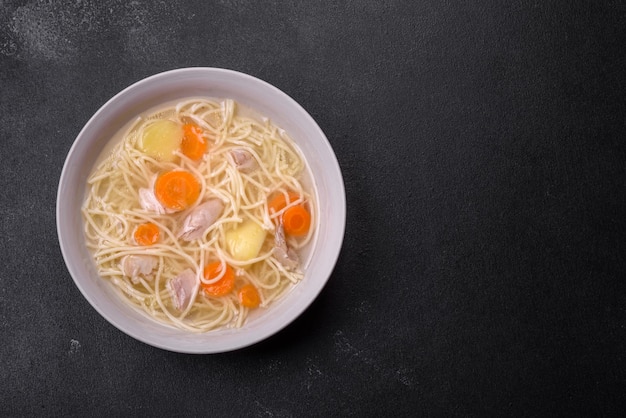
{"left": 57, "top": 68, "right": 345, "bottom": 353}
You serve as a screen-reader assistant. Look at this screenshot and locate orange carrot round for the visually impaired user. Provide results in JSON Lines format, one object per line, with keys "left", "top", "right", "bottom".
{"left": 282, "top": 205, "right": 311, "bottom": 236}
{"left": 267, "top": 191, "right": 301, "bottom": 219}
{"left": 133, "top": 222, "right": 160, "bottom": 246}
{"left": 154, "top": 170, "right": 200, "bottom": 211}
{"left": 238, "top": 284, "right": 261, "bottom": 308}
{"left": 181, "top": 124, "right": 207, "bottom": 161}
{"left": 202, "top": 261, "right": 235, "bottom": 297}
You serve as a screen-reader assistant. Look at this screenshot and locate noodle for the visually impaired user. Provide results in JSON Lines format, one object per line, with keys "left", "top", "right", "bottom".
{"left": 82, "top": 98, "right": 315, "bottom": 332}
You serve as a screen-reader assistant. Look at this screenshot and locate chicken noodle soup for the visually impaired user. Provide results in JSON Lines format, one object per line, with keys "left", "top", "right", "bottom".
{"left": 82, "top": 98, "right": 315, "bottom": 332}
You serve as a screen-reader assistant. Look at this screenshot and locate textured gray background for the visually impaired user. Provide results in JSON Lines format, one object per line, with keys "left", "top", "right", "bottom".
{"left": 1, "top": 0, "right": 625, "bottom": 416}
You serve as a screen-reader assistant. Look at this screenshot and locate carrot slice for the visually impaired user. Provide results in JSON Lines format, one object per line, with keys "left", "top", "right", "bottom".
{"left": 267, "top": 191, "right": 301, "bottom": 219}
{"left": 238, "top": 284, "right": 260, "bottom": 308}
{"left": 154, "top": 170, "right": 200, "bottom": 211}
{"left": 181, "top": 124, "right": 207, "bottom": 161}
{"left": 202, "top": 261, "right": 235, "bottom": 297}
{"left": 133, "top": 222, "right": 159, "bottom": 246}
{"left": 282, "top": 205, "right": 311, "bottom": 236}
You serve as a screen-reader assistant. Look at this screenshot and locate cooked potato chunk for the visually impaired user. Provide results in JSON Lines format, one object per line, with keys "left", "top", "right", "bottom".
{"left": 225, "top": 220, "right": 267, "bottom": 261}
{"left": 140, "top": 120, "right": 183, "bottom": 162}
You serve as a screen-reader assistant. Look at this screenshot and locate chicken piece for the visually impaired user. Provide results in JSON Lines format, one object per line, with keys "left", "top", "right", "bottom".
{"left": 138, "top": 187, "right": 165, "bottom": 214}
{"left": 166, "top": 268, "right": 198, "bottom": 311}
{"left": 178, "top": 199, "right": 224, "bottom": 241}
{"left": 273, "top": 223, "right": 299, "bottom": 270}
{"left": 121, "top": 255, "right": 158, "bottom": 284}
{"left": 230, "top": 149, "right": 258, "bottom": 173}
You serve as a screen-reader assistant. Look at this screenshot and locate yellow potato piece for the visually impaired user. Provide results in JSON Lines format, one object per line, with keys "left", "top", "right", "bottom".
{"left": 140, "top": 120, "right": 183, "bottom": 162}
{"left": 225, "top": 220, "right": 267, "bottom": 261}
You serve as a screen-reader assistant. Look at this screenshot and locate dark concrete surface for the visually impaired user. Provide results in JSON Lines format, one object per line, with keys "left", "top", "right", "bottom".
{"left": 1, "top": 0, "right": 625, "bottom": 416}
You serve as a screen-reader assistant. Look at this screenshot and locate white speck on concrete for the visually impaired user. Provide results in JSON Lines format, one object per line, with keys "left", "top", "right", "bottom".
{"left": 334, "top": 330, "right": 414, "bottom": 387}
{"left": 69, "top": 339, "right": 81, "bottom": 354}
{"left": 9, "top": 1, "right": 78, "bottom": 62}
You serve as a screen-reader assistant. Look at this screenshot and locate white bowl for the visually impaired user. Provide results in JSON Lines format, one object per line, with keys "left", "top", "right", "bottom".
{"left": 56, "top": 68, "right": 345, "bottom": 353}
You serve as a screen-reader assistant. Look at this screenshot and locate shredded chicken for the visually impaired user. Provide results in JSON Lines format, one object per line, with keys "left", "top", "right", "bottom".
{"left": 230, "top": 149, "right": 258, "bottom": 173}
{"left": 273, "top": 224, "right": 299, "bottom": 270}
{"left": 166, "top": 268, "right": 198, "bottom": 311}
{"left": 121, "top": 255, "right": 158, "bottom": 284}
{"left": 178, "top": 199, "right": 224, "bottom": 241}
{"left": 138, "top": 187, "right": 165, "bottom": 214}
